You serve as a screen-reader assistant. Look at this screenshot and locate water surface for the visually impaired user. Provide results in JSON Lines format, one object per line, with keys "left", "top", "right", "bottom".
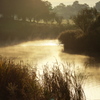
{"left": 0, "top": 40, "right": 100, "bottom": 100}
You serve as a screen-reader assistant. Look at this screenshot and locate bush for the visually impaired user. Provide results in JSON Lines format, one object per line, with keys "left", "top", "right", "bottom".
{"left": 58, "top": 26, "right": 100, "bottom": 56}
{"left": 58, "top": 29, "right": 83, "bottom": 53}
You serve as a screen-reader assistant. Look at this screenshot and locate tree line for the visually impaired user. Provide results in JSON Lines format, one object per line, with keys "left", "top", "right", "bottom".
{"left": 0, "top": 0, "right": 56, "bottom": 23}
{"left": 0, "top": 0, "right": 100, "bottom": 24}
{"left": 53, "top": 1, "right": 100, "bottom": 19}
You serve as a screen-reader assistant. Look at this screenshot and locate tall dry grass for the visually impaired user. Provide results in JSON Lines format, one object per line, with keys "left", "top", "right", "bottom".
{"left": 42, "top": 63, "right": 86, "bottom": 100}
{"left": 0, "top": 57, "right": 86, "bottom": 100}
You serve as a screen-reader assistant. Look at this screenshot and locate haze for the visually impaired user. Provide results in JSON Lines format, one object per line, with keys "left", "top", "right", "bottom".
{"left": 46, "top": 0, "right": 100, "bottom": 7}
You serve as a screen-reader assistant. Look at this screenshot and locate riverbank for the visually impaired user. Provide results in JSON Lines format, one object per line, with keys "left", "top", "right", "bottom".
{"left": 0, "top": 19, "right": 76, "bottom": 47}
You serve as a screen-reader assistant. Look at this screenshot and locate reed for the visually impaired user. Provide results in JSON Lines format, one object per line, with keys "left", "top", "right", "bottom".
{"left": 0, "top": 57, "right": 86, "bottom": 100}
{"left": 42, "top": 63, "right": 86, "bottom": 100}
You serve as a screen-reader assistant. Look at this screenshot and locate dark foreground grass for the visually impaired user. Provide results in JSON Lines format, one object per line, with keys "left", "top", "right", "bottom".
{"left": 0, "top": 57, "right": 86, "bottom": 100}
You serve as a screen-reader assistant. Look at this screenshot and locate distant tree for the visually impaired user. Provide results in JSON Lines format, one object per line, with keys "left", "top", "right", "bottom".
{"left": 41, "top": 1, "right": 52, "bottom": 22}
{"left": 53, "top": 3, "right": 66, "bottom": 18}
{"left": 17, "top": 0, "right": 48, "bottom": 21}
{"left": 0, "top": 0, "right": 52, "bottom": 22}
{"left": 53, "top": 1, "right": 89, "bottom": 19}
{"left": 95, "top": 1, "right": 100, "bottom": 12}
{"left": 72, "top": 8, "right": 98, "bottom": 34}
{"left": 0, "top": 0, "right": 16, "bottom": 19}
{"left": 89, "top": 15, "right": 100, "bottom": 34}
{"left": 48, "top": 12, "right": 56, "bottom": 24}
{"left": 72, "top": 1, "right": 89, "bottom": 15}
{"left": 55, "top": 16, "right": 63, "bottom": 25}
{"left": 73, "top": 1, "right": 79, "bottom": 5}
{"left": 44, "top": 1, "right": 52, "bottom": 11}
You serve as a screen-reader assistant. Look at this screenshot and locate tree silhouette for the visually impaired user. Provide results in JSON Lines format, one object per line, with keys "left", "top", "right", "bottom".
{"left": 0, "top": 0, "right": 16, "bottom": 19}
{"left": 95, "top": 1, "right": 100, "bottom": 12}
{"left": 0, "top": 0, "right": 53, "bottom": 22}
{"left": 72, "top": 8, "right": 98, "bottom": 34}
{"left": 53, "top": 1, "right": 89, "bottom": 19}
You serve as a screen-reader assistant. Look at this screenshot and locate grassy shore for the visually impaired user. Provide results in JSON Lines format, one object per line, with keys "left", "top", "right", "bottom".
{"left": 0, "top": 57, "right": 86, "bottom": 100}
{"left": 0, "top": 19, "right": 76, "bottom": 47}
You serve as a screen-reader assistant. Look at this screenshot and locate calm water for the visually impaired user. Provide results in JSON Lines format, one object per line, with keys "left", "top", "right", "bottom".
{"left": 0, "top": 40, "right": 100, "bottom": 100}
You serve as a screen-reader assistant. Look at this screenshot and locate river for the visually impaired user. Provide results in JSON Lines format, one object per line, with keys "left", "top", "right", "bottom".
{"left": 0, "top": 39, "right": 100, "bottom": 100}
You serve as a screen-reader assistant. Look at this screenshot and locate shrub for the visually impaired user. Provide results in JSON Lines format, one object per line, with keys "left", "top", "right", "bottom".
{"left": 58, "top": 26, "right": 100, "bottom": 56}
{"left": 58, "top": 29, "right": 83, "bottom": 52}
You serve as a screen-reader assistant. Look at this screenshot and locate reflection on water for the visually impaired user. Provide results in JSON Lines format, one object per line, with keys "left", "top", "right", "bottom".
{"left": 0, "top": 40, "right": 100, "bottom": 100}
{"left": 0, "top": 40, "right": 61, "bottom": 65}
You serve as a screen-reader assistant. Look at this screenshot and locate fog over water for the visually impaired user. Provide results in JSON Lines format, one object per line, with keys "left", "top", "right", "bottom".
{"left": 0, "top": 39, "right": 100, "bottom": 100}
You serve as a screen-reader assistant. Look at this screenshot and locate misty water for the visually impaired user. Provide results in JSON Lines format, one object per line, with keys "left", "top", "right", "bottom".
{"left": 0, "top": 39, "right": 100, "bottom": 100}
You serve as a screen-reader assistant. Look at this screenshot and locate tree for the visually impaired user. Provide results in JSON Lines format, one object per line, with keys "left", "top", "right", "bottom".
{"left": 16, "top": 0, "right": 47, "bottom": 21}
{"left": 53, "top": 1, "right": 89, "bottom": 19}
{"left": 72, "top": 8, "right": 98, "bottom": 34}
{"left": 95, "top": 1, "right": 100, "bottom": 12}
{"left": 89, "top": 15, "right": 100, "bottom": 34}
{"left": 53, "top": 3, "right": 66, "bottom": 18}
{"left": 0, "top": 0, "right": 52, "bottom": 22}
{"left": 0, "top": 0, "right": 16, "bottom": 19}
{"left": 55, "top": 16, "right": 63, "bottom": 25}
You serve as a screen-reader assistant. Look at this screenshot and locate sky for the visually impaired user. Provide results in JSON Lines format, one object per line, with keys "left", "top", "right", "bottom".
{"left": 45, "top": 0, "right": 100, "bottom": 7}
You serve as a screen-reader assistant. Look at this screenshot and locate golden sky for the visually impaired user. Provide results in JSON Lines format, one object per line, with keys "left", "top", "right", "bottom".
{"left": 45, "top": 0, "right": 100, "bottom": 7}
